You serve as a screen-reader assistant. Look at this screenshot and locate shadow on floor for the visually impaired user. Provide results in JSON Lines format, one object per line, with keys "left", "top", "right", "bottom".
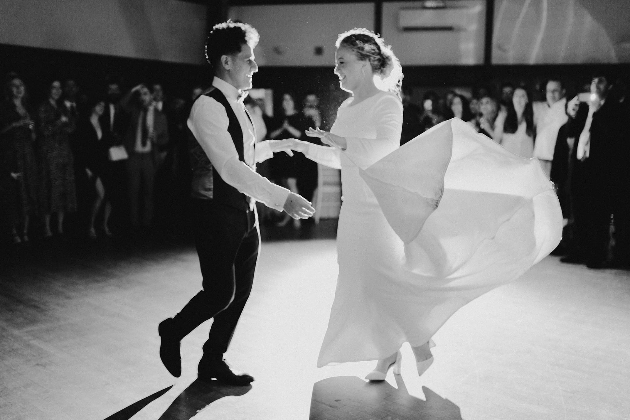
{"left": 105, "top": 386, "right": 172, "bottom": 420}
{"left": 157, "top": 379, "right": 252, "bottom": 420}
{"left": 310, "top": 376, "right": 462, "bottom": 420}
{"left": 104, "top": 380, "right": 251, "bottom": 420}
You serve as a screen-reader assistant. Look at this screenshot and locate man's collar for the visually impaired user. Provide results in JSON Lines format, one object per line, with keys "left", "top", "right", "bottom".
{"left": 213, "top": 76, "right": 247, "bottom": 103}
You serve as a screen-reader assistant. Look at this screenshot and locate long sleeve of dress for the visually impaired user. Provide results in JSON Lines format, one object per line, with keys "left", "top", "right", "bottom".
{"left": 303, "top": 143, "right": 342, "bottom": 169}
{"left": 343, "top": 95, "right": 403, "bottom": 169}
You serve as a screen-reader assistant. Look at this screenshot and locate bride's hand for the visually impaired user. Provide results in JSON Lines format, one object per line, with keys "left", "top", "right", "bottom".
{"left": 306, "top": 128, "right": 347, "bottom": 150}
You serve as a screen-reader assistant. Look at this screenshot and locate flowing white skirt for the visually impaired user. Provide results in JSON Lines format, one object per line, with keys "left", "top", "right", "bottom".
{"left": 317, "top": 118, "right": 562, "bottom": 367}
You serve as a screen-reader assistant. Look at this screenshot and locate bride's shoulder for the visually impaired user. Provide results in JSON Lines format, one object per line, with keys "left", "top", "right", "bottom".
{"left": 374, "top": 91, "right": 403, "bottom": 109}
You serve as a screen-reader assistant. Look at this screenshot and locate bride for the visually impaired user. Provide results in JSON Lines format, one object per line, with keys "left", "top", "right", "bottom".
{"left": 284, "top": 28, "right": 562, "bottom": 381}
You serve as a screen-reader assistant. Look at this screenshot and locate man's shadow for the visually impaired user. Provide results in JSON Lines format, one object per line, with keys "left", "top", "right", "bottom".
{"left": 104, "top": 380, "right": 251, "bottom": 420}
{"left": 310, "top": 376, "right": 462, "bottom": 420}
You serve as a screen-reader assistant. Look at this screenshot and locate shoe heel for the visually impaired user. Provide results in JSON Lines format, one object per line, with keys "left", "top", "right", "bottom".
{"left": 366, "top": 350, "right": 401, "bottom": 381}
{"left": 416, "top": 356, "right": 434, "bottom": 377}
{"left": 392, "top": 351, "right": 402, "bottom": 375}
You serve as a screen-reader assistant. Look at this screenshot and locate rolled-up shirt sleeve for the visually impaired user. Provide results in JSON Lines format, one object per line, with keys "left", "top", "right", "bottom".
{"left": 188, "top": 96, "right": 290, "bottom": 211}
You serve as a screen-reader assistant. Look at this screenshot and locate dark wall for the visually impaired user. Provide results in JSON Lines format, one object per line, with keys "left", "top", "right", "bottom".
{"left": 3, "top": 43, "right": 628, "bottom": 109}
{"left": 0, "top": 44, "right": 210, "bottom": 105}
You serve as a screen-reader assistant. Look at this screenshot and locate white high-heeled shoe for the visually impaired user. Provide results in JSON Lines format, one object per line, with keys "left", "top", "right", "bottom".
{"left": 365, "top": 350, "right": 402, "bottom": 381}
{"left": 413, "top": 339, "right": 436, "bottom": 377}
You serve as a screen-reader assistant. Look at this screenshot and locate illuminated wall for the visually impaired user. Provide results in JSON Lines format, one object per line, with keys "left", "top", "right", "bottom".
{"left": 0, "top": 0, "right": 207, "bottom": 64}
{"left": 492, "top": 0, "right": 629, "bottom": 64}
{"left": 228, "top": 3, "right": 375, "bottom": 67}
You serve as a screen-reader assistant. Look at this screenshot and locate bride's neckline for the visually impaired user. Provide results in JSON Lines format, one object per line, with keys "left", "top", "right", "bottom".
{"left": 346, "top": 90, "right": 385, "bottom": 108}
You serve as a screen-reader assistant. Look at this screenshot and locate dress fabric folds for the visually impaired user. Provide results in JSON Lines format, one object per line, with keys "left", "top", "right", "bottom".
{"left": 306, "top": 92, "right": 562, "bottom": 368}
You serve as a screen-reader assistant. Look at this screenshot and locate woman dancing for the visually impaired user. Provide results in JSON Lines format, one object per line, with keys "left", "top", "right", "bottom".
{"left": 284, "top": 28, "right": 562, "bottom": 381}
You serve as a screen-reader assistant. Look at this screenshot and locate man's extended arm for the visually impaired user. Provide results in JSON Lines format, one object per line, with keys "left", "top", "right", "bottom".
{"left": 188, "top": 96, "right": 313, "bottom": 219}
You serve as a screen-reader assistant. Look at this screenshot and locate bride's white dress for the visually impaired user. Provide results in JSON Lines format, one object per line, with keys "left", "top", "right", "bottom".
{"left": 303, "top": 91, "right": 562, "bottom": 367}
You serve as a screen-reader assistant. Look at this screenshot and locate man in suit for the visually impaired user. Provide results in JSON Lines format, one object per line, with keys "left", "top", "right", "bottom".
{"left": 533, "top": 78, "right": 568, "bottom": 178}
{"left": 102, "top": 81, "right": 128, "bottom": 141}
{"left": 100, "top": 80, "right": 129, "bottom": 231}
{"left": 576, "top": 75, "right": 626, "bottom": 268}
{"left": 157, "top": 21, "right": 314, "bottom": 385}
{"left": 121, "top": 84, "right": 169, "bottom": 229}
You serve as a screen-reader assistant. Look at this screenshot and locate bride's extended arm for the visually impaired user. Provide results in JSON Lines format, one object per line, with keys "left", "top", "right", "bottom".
{"left": 299, "top": 141, "right": 342, "bottom": 170}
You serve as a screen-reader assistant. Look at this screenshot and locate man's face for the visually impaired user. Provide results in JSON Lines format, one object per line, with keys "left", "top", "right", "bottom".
{"left": 227, "top": 44, "right": 258, "bottom": 91}
{"left": 304, "top": 94, "right": 319, "bottom": 108}
{"left": 139, "top": 86, "right": 152, "bottom": 107}
{"left": 545, "top": 81, "right": 564, "bottom": 105}
{"left": 107, "top": 84, "right": 121, "bottom": 103}
{"left": 591, "top": 77, "right": 610, "bottom": 100}
{"left": 64, "top": 80, "right": 78, "bottom": 100}
{"left": 152, "top": 84, "right": 164, "bottom": 102}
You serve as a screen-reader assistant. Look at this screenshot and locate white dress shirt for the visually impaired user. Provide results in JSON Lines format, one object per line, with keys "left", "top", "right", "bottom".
{"left": 109, "top": 103, "right": 116, "bottom": 131}
{"left": 187, "top": 77, "right": 289, "bottom": 211}
{"left": 532, "top": 98, "right": 568, "bottom": 161}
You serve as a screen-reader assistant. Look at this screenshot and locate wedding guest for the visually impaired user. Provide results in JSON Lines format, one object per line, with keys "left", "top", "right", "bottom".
{"left": 100, "top": 79, "right": 129, "bottom": 231}
{"left": 577, "top": 76, "right": 626, "bottom": 268}
{"left": 0, "top": 73, "right": 38, "bottom": 243}
{"left": 75, "top": 97, "right": 113, "bottom": 238}
{"left": 400, "top": 86, "right": 422, "bottom": 145}
{"left": 473, "top": 94, "right": 498, "bottom": 138}
{"left": 444, "top": 93, "right": 473, "bottom": 123}
{"left": 268, "top": 92, "right": 312, "bottom": 228}
{"left": 37, "top": 80, "right": 77, "bottom": 237}
{"left": 533, "top": 78, "right": 568, "bottom": 177}
{"left": 492, "top": 87, "right": 535, "bottom": 158}
{"left": 418, "top": 90, "right": 442, "bottom": 133}
{"left": 120, "top": 84, "right": 169, "bottom": 230}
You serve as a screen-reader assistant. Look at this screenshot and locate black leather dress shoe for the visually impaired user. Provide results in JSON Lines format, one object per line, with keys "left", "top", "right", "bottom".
{"left": 198, "top": 353, "right": 254, "bottom": 386}
{"left": 158, "top": 318, "right": 181, "bottom": 377}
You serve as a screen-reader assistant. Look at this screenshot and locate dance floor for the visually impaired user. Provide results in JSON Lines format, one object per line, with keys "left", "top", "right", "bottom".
{"left": 1, "top": 221, "right": 629, "bottom": 420}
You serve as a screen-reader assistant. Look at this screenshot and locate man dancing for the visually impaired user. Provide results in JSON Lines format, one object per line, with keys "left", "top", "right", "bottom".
{"left": 158, "top": 21, "right": 314, "bottom": 385}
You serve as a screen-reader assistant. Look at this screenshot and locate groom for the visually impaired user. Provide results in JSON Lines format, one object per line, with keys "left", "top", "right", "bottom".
{"left": 158, "top": 21, "right": 315, "bottom": 385}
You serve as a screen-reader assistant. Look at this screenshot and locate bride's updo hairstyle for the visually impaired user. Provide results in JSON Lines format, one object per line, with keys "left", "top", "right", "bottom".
{"left": 336, "top": 28, "right": 403, "bottom": 98}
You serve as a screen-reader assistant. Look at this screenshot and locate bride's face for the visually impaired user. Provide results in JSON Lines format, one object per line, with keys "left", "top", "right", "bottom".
{"left": 334, "top": 47, "right": 368, "bottom": 93}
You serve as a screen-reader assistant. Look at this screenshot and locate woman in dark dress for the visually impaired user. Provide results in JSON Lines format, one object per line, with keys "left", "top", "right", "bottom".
{"left": 268, "top": 92, "right": 313, "bottom": 228}
{"left": 37, "top": 80, "right": 77, "bottom": 237}
{"left": 75, "top": 97, "right": 113, "bottom": 238}
{"left": 0, "top": 74, "right": 38, "bottom": 244}
{"left": 418, "top": 90, "right": 443, "bottom": 133}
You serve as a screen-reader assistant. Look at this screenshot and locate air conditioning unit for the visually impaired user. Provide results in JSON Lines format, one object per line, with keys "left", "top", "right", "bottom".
{"left": 398, "top": 1, "right": 483, "bottom": 32}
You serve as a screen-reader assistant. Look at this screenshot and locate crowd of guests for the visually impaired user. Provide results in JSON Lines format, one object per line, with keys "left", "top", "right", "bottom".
{"left": 402, "top": 75, "right": 630, "bottom": 269}
{"left": 2, "top": 70, "right": 629, "bottom": 269}
{"left": 0, "top": 72, "right": 326, "bottom": 246}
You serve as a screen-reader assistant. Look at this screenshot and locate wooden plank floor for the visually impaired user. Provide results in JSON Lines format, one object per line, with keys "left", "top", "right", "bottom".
{"left": 1, "top": 222, "right": 629, "bottom": 420}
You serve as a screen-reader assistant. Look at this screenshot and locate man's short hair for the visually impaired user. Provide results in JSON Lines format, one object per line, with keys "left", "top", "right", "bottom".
{"left": 205, "top": 20, "right": 259, "bottom": 70}
{"left": 545, "top": 77, "right": 564, "bottom": 89}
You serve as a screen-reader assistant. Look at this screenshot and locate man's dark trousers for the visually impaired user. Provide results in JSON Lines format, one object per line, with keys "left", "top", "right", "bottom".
{"left": 171, "top": 198, "right": 259, "bottom": 355}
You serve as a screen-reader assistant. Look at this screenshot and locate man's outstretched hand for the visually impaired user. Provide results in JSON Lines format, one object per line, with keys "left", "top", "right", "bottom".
{"left": 283, "top": 192, "right": 315, "bottom": 219}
